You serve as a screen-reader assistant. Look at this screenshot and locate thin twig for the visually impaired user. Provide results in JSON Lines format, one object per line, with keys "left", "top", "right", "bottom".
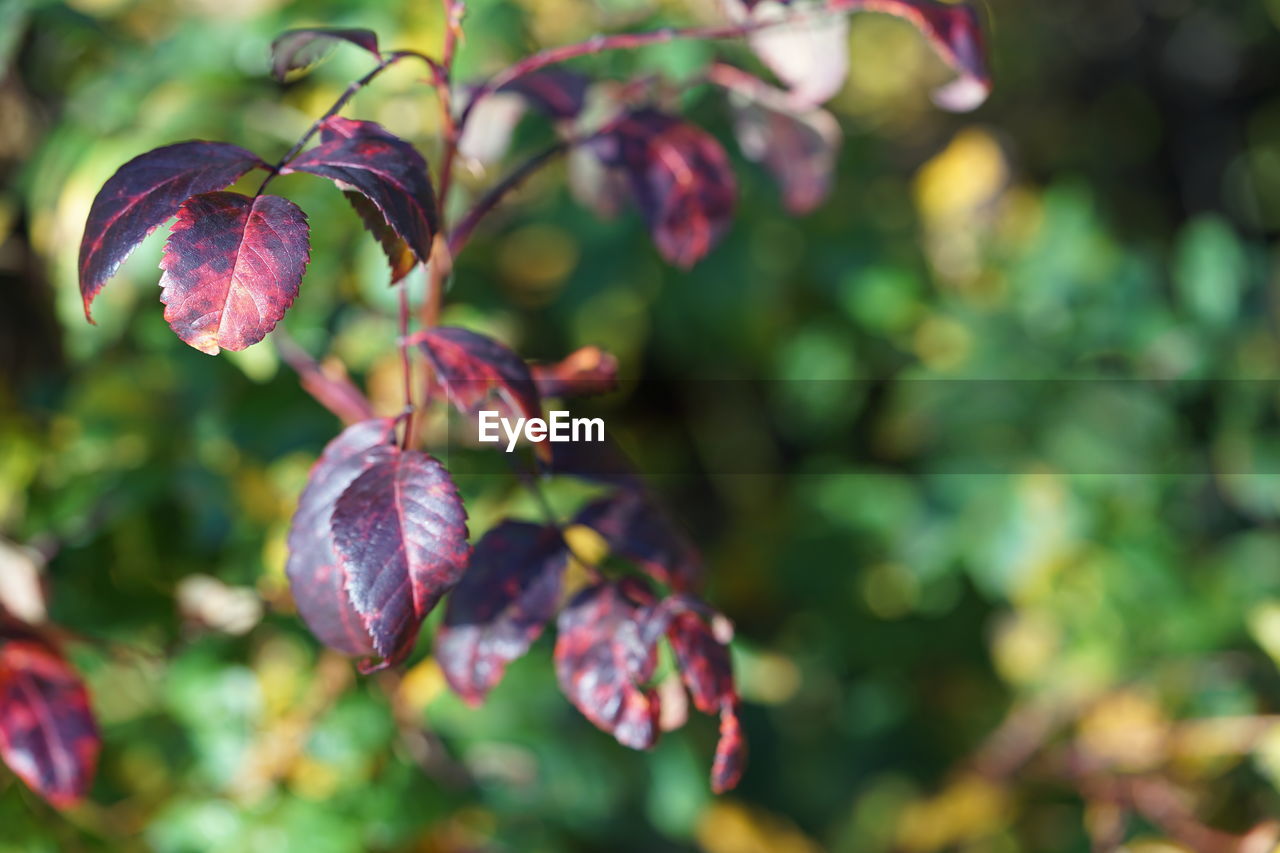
{"left": 447, "top": 141, "right": 569, "bottom": 254}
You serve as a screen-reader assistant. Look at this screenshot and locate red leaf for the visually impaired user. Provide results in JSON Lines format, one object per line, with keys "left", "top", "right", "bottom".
{"left": 436, "top": 521, "right": 569, "bottom": 704}
{"left": 0, "top": 640, "right": 99, "bottom": 809}
{"left": 591, "top": 109, "right": 737, "bottom": 269}
{"left": 79, "top": 141, "right": 264, "bottom": 322}
{"left": 282, "top": 117, "right": 438, "bottom": 275}
{"left": 413, "top": 326, "right": 546, "bottom": 461}
{"left": 574, "top": 490, "right": 701, "bottom": 591}
{"left": 331, "top": 448, "right": 470, "bottom": 667}
{"left": 554, "top": 582, "right": 665, "bottom": 750}
{"left": 667, "top": 609, "right": 736, "bottom": 715}
{"left": 158, "top": 191, "right": 310, "bottom": 355}
{"left": 829, "top": 0, "right": 991, "bottom": 111}
{"left": 715, "top": 68, "right": 842, "bottom": 215}
{"left": 712, "top": 699, "right": 746, "bottom": 794}
{"left": 286, "top": 418, "right": 397, "bottom": 661}
{"left": 270, "top": 28, "right": 381, "bottom": 82}
{"left": 531, "top": 346, "right": 619, "bottom": 398}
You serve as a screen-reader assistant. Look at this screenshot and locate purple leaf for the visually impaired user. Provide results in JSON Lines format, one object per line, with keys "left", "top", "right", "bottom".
{"left": 554, "top": 582, "right": 664, "bottom": 750}
{"left": 79, "top": 141, "right": 264, "bottom": 322}
{"left": 413, "top": 326, "right": 546, "bottom": 461}
{"left": 281, "top": 117, "right": 438, "bottom": 273}
{"left": 437, "top": 521, "right": 569, "bottom": 704}
{"left": 286, "top": 418, "right": 397, "bottom": 661}
{"left": 0, "top": 640, "right": 99, "bottom": 809}
{"left": 158, "top": 191, "right": 310, "bottom": 355}
{"left": 590, "top": 109, "right": 737, "bottom": 269}
{"left": 270, "top": 28, "right": 381, "bottom": 82}
{"left": 715, "top": 68, "right": 842, "bottom": 214}
{"left": 331, "top": 448, "right": 470, "bottom": 666}
{"left": 829, "top": 0, "right": 991, "bottom": 111}
{"left": 531, "top": 346, "right": 619, "bottom": 398}
{"left": 501, "top": 69, "right": 592, "bottom": 119}
{"left": 574, "top": 490, "right": 701, "bottom": 591}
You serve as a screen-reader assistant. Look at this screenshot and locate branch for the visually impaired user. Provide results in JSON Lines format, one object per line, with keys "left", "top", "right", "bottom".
{"left": 274, "top": 331, "right": 375, "bottom": 424}
{"left": 446, "top": 141, "right": 569, "bottom": 255}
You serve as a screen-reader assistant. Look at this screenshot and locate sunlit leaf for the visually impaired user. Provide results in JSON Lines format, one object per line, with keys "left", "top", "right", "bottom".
{"left": 282, "top": 117, "right": 438, "bottom": 275}
{"left": 554, "top": 581, "right": 664, "bottom": 750}
{"left": 159, "top": 191, "right": 310, "bottom": 355}
{"left": 0, "top": 639, "right": 99, "bottom": 809}
{"left": 79, "top": 142, "right": 264, "bottom": 321}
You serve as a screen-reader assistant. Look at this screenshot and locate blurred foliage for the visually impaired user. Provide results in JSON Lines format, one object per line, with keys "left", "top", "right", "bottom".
{"left": 5, "top": 0, "right": 1280, "bottom": 850}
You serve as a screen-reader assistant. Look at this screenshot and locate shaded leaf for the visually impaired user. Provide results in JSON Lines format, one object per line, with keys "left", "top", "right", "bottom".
{"left": 501, "top": 69, "right": 592, "bottom": 119}
{"left": 414, "top": 326, "right": 546, "bottom": 460}
{"left": 79, "top": 141, "right": 264, "bottom": 321}
{"left": 0, "top": 640, "right": 99, "bottom": 809}
{"left": 574, "top": 490, "right": 701, "bottom": 591}
{"left": 554, "top": 582, "right": 664, "bottom": 750}
{"left": 344, "top": 191, "right": 417, "bottom": 283}
{"left": 437, "top": 521, "right": 569, "bottom": 703}
{"left": 548, "top": 431, "right": 643, "bottom": 490}
{"left": 286, "top": 418, "right": 397, "bottom": 660}
{"left": 532, "top": 346, "right": 619, "bottom": 398}
{"left": 270, "top": 28, "right": 381, "bottom": 82}
{"left": 331, "top": 448, "right": 470, "bottom": 666}
{"left": 282, "top": 117, "right": 438, "bottom": 270}
{"left": 158, "top": 191, "right": 310, "bottom": 355}
{"left": 590, "top": 109, "right": 737, "bottom": 269}
{"left": 716, "top": 68, "right": 842, "bottom": 214}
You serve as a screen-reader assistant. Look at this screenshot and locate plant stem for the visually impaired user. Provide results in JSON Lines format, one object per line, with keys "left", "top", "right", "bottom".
{"left": 456, "top": 13, "right": 820, "bottom": 135}
{"left": 434, "top": 0, "right": 467, "bottom": 232}
{"left": 258, "top": 51, "right": 417, "bottom": 195}
{"left": 447, "top": 141, "right": 569, "bottom": 255}
{"left": 397, "top": 282, "right": 415, "bottom": 450}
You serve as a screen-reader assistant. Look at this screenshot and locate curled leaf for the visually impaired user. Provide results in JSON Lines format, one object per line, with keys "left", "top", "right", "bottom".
{"left": 271, "top": 28, "right": 381, "bottom": 82}
{"left": 282, "top": 117, "right": 438, "bottom": 275}
{"left": 79, "top": 141, "right": 264, "bottom": 321}
{"left": 437, "top": 522, "right": 569, "bottom": 703}
{"left": 286, "top": 418, "right": 396, "bottom": 660}
{"left": 331, "top": 447, "right": 470, "bottom": 668}
{"left": 0, "top": 639, "right": 99, "bottom": 809}
{"left": 159, "top": 191, "right": 310, "bottom": 355}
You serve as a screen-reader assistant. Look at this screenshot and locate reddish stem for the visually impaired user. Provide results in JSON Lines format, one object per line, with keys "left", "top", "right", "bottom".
{"left": 258, "top": 51, "right": 420, "bottom": 195}
{"left": 447, "top": 141, "right": 569, "bottom": 255}
{"left": 397, "top": 282, "right": 415, "bottom": 449}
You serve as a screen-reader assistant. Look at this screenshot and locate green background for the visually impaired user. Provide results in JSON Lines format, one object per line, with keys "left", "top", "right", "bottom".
{"left": 4, "top": 0, "right": 1280, "bottom": 850}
